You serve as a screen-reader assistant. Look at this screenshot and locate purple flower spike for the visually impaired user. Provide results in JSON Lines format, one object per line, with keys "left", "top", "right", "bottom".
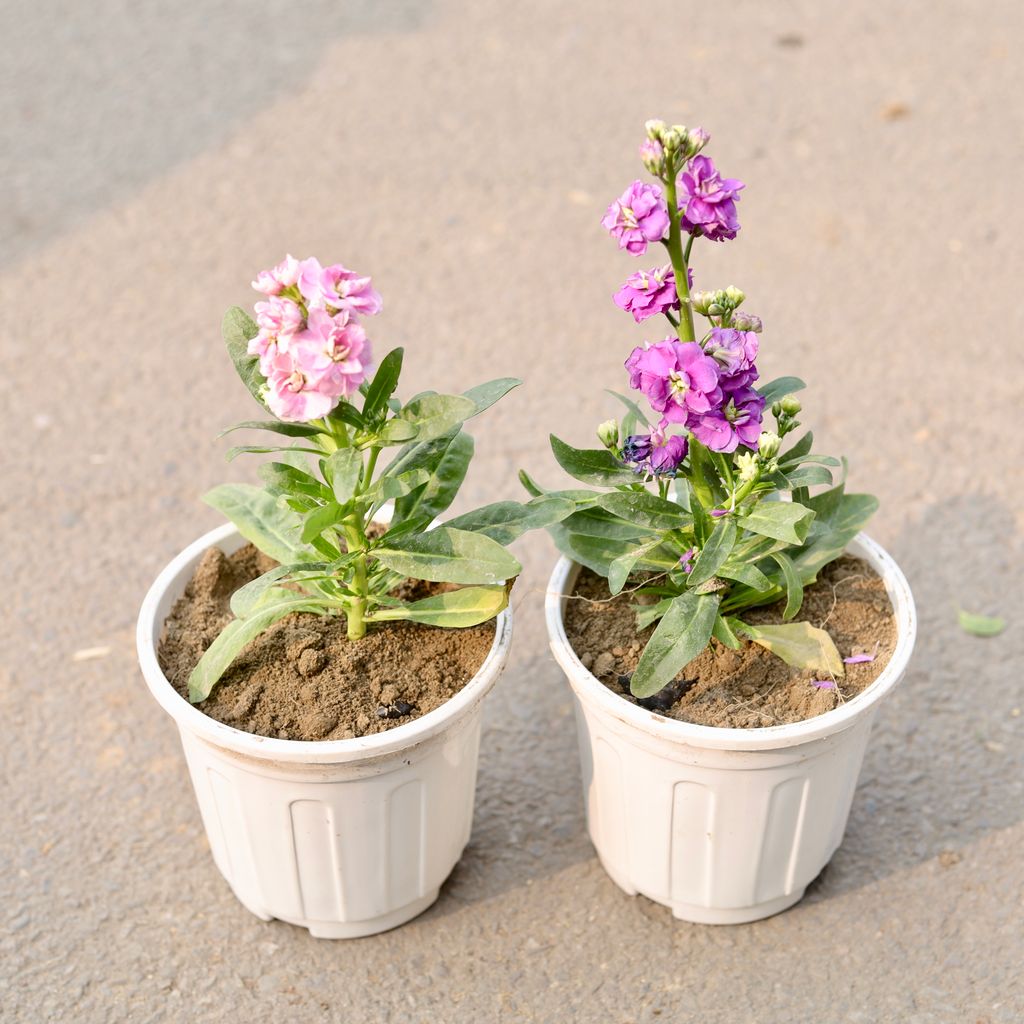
{"left": 601, "top": 180, "right": 670, "bottom": 256}
{"left": 676, "top": 155, "right": 744, "bottom": 241}
{"left": 811, "top": 680, "right": 837, "bottom": 690}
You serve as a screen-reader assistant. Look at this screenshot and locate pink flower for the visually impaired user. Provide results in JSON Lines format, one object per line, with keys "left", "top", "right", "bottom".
{"left": 298, "top": 258, "right": 382, "bottom": 317}
{"left": 251, "top": 254, "right": 301, "bottom": 295}
{"left": 625, "top": 338, "right": 722, "bottom": 424}
{"left": 254, "top": 296, "right": 304, "bottom": 341}
{"left": 601, "top": 181, "right": 670, "bottom": 256}
{"left": 676, "top": 156, "right": 744, "bottom": 241}
{"left": 613, "top": 264, "right": 691, "bottom": 323}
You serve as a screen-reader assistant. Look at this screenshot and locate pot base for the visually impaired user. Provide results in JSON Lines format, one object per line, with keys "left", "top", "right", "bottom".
{"left": 666, "top": 889, "right": 805, "bottom": 925}
{"left": 261, "top": 889, "right": 441, "bottom": 939}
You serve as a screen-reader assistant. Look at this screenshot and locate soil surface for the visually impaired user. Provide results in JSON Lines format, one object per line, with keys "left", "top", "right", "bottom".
{"left": 157, "top": 544, "right": 496, "bottom": 740}
{"left": 565, "top": 556, "right": 897, "bottom": 728}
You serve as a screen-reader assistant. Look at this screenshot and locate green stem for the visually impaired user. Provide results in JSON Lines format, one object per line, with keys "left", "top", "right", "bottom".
{"left": 663, "top": 167, "right": 696, "bottom": 343}
{"left": 341, "top": 444, "right": 382, "bottom": 641}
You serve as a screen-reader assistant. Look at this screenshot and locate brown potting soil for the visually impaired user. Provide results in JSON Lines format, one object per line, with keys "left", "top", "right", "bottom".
{"left": 564, "top": 556, "right": 897, "bottom": 728}
{"left": 157, "top": 544, "right": 496, "bottom": 741}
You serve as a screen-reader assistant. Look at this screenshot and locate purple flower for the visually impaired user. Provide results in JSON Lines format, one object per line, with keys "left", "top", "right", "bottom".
{"left": 703, "top": 327, "right": 760, "bottom": 389}
{"left": 691, "top": 386, "right": 765, "bottom": 453}
{"left": 601, "top": 180, "right": 670, "bottom": 256}
{"left": 678, "top": 547, "right": 697, "bottom": 573}
{"left": 620, "top": 424, "right": 688, "bottom": 476}
{"left": 625, "top": 338, "right": 722, "bottom": 425}
{"left": 613, "top": 264, "right": 690, "bottom": 323}
{"left": 676, "top": 155, "right": 744, "bottom": 241}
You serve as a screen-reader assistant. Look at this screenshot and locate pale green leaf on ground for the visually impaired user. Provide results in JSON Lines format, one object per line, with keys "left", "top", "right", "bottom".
{"left": 957, "top": 609, "right": 1006, "bottom": 637}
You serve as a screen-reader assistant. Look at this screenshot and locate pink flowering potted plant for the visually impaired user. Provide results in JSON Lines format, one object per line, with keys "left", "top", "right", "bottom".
{"left": 532, "top": 123, "right": 917, "bottom": 924}
{"left": 137, "top": 255, "right": 566, "bottom": 938}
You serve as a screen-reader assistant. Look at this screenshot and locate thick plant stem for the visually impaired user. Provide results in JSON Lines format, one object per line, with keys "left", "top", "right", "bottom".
{"left": 347, "top": 551, "right": 369, "bottom": 640}
{"left": 663, "top": 169, "right": 696, "bottom": 343}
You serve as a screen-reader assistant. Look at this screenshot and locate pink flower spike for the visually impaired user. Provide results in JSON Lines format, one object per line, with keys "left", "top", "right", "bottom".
{"left": 811, "top": 680, "right": 836, "bottom": 690}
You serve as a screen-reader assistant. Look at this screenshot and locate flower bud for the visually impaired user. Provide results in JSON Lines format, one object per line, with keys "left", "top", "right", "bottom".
{"left": 780, "top": 397, "right": 802, "bottom": 416}
{"left": 690, "top": 290, "right": 714, "bottom": 315}
{"left": 757, "top": 431, "right": 781, "bottom": 459}
{"left": 597, "top": 419, "right": 620, "bottom": 450}
{"left": 638, "top": 138, "right": 665, "bottom": 176}
{"left": 723, "top": 286, "right": 745, "bottom": 307}
{"left": 645, "top": 119, "right": 667, "bottom": 142}
{"left": 736, "top": 451, "right": 759, "bottom": 483}
{"left": 660, "top": 125, "right": 685, "bottom": 154}
{"left": 685, "top": 126, "right": 710, "bottom": 157}
{"left": 731, "top": 311, "right": 763, "bottom": 332}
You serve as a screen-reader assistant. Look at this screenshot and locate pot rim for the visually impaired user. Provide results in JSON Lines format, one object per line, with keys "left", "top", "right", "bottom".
{"left": 137, "top": 522, "right": 512, "bottom": 765}
{"left": 545, "top": 531, "right": 915, "bottom": 752}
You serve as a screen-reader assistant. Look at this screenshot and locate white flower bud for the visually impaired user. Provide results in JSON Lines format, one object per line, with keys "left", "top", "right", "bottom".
{"left": 757, "top": 431, "right": 781, "bottom": 459}
{"left": 597, "top": 419, "right": 619, "bottom": 450}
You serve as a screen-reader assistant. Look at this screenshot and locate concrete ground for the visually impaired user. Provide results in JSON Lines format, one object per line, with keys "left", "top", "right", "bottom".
{"left": 2, "top": 0, "right": 1022, "bottom": 1020}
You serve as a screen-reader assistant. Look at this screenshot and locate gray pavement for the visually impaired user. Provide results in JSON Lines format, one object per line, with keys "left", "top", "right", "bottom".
{"left": 2, "top": 1, "right": 1023, "bottom": 1021}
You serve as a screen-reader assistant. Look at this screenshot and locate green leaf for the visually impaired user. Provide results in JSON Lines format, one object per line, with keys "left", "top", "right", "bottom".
{"left": 604, "top": 389, "right": 651, "bottom": 428}
{"left": 779, "top": 431, "right": 814, "bottom": 465}
{"left": 631, "top": 592, "right": 720, "bottom": 698}
{"left": 781, "top": 465, "right": 835, "bottom": 489}
{"left": 712, "top": 614, "right": 742, "bottom": 649}
{"left": 300, "top": 502, "right": 346, "bottom": 543}
{"left": 462, "top": 377, "right": 521, "bottom": 416}
{"left": 957, "top": 610, "right": 1006, "bottom": 637}
{"left": 769, "top": 551, "right": 804, "bottom": 620}
{"left": 362, "top": 348, "right": 404, "bottom": 421}
{"left": 368, "top": 468, "right": 432, "bottom": 503}
{"left": 688, "top": 518, "right": 737, "bottom": 587}
{"left": 384, "top": 428, "right": 460, "bottom": 480}
{"left": 607, "top": 538, "right": 666, "bottom": 596}
{"left": 259, "top": 462, "right": 328, "bottom": 500}
{"left": 221, "top": 307, "right": 265, "bottom": 407}
{"left": 791, "top": 488, "right": 879, "bottom": 582}
{"left": 550, "top": 435, "right": 638, "bottom": 487}
{"left": 737, "top": 500, "right": 815, "bottom": 544}
{"left": 717, "top": 558, "right": 772, "bottom": 592}
{"left": 369, "top": 585, "right": 509, "bottom": 627}
{"left": 188, "top": 587, "right": 325, "bottom": 701}
{"left": 394, "top": 431, "right": 474, "bottom": 524}
{"left": 737, "top": 621, "right": 844, "bottom": 676}
{"left": 757, "top": 376, "right": 806, "bottom": 407}
{"left": 202, "top": 484, "right": 323, "bottom": 564}
{"left": 330, "top": 400, "right": 365, "bottom": 430}
{"left": 634, "top": 597, "right": 673, "bottom": 631}
{"left": 225, "top": 444, "right": 323, "bottom": 462}
{"left": 229, "top": 562, "right": 336, "bottom": 618}
{"left": 325, "top": 449, "right": 363, "bottom": 505}
{"left": 374, "top": 527, "right": 521, "bottom": 585}
{"left": 219, "top": 420, "right": 324, "bottom": 439}
{"left": 376, "top": 419, "right": 420, "bottom": 445}
{"left": 399, "top": 393, "right": 477, "bottom": 442}
{"left": 595, "top": 491, "right": 691, "bottom": 531}
{"left": 445, "top": 496, "right": 576, "bottom": 545}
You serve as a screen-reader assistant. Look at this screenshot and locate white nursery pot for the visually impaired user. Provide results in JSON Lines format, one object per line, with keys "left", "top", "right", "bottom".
{"left": 137, "top": 523, "right": 512, "bottom": 939}
{"left": 546, "top": 532, "right": 915, "bottom": 925}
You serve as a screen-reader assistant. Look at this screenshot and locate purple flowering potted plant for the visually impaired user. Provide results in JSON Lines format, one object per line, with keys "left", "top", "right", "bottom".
{"left": 137, "top": 255, "right": 567, "bottom": 938}
{"left": 535, "top": 123, "right": 917, "bottom": 924}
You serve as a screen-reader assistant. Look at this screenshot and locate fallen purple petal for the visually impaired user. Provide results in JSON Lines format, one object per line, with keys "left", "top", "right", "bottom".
{"left": 843, "top": 653, "right": 876, "bottom": 664}
{"left": 811, "top": 679, "right": 836, "bottom": 690}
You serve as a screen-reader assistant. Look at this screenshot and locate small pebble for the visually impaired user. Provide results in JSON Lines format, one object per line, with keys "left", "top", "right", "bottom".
{"left": 394, "top": 700, "right": 413, "bottom": 716}
{"left": 593, "top": 652, "right": 615, "bottom": 678}
{"left": 297, "top": 649, "right": 326, "bottom": 677}
{"left": 580, "top": 653, "right": 594, "bottom": 670}
{"left": 611, "top": 646, "right": 625, "bottom": 658}
{"left": 375, "top": 706, "right": 389, "bottom": 719}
